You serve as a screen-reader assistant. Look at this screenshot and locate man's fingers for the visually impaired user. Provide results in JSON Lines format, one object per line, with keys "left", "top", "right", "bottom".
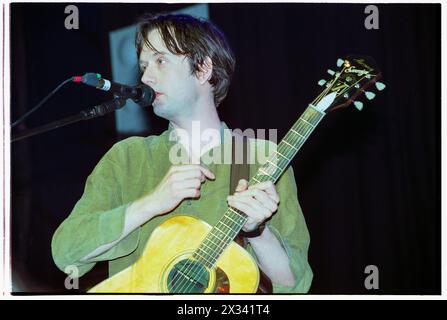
{"left": 198, "top": 165, "right": 215, "bottom": 180}
{"left": 176, "top": 179, "right": 202, "bottom": 190}
{"left": 249, "top": 181, "right": 279, "bottom": 203}
{"left": 228, "top": 198, "right": 265, "bottom": 221}
{"left": 231, "top": 191, "right": 268, "bottom": 210}
{"left": 228, "top": 195, "right": 271, "bottom": 220}
{"left": 235, "top": 179, "right": 248, "bottom": 193}
{"left": 245, "top": 189, "right": 278, "bottom": 212}
{"left": 178, "top": 188, "right": 201, "bottom": 199}
{"left": 234, "top": 187, "right": 279, "bottom": 211}
{"left": 172, "top": 170, "right": 205, "bottom": 183}
{"left": 249, "top": 180, "right": 274, "bottom": 191}
{"left": 170, "top": 165, "right": 215, "bottom": 180}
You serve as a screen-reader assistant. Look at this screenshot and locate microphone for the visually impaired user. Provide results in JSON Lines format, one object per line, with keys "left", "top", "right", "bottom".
{"left": 73, "top": 73, "right": 155, "bottom": 107}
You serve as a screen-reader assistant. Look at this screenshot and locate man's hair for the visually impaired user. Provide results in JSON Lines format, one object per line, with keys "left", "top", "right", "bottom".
{"left": 135, "top": 13, "right": 236, "bottom": 107}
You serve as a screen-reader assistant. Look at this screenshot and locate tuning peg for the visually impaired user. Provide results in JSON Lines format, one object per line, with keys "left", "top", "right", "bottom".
{"left": 355, "top": 84, "right": 360, "bottom": 89}
{"left": 375, "top": 81, "right": 386, "bottom": 91}
{"left": 327, "top": 69, "right": 335, "bottom": 76}
{"left": 318, "top": 79, "right": 327, "bottom": 86}
{"left": 336, "top": 58, "right": 344, "bottom": 67}
{"left": 365, "top": 91, "right": 376, "bottom": 100}
{"left": 343, "top": 93, "right": 349, "bottom": 99}
{"left": 354, "top": 101, "right": 364, "bottom": 111}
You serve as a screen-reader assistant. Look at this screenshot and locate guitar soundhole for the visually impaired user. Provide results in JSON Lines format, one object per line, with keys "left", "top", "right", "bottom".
{"left": 167, "top": 259, "right": 210, "bottom": 293}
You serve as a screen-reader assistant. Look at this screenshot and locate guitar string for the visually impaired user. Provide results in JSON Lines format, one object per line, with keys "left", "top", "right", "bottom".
{"left": 313, "top": 64, "right": 347, "bottom": 105}
{"left": 174, "top": 109, "right": 323, "bottom": 293}
{"left": 168, "top": 209, "right": 240, "bottom": 291}
{"left": 174, "top": 108, "right": 324, "bottom": 293}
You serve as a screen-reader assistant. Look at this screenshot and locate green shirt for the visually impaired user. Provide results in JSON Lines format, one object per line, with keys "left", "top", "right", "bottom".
{"left": 51, "top": 123, "right": 313, "bottom": 293}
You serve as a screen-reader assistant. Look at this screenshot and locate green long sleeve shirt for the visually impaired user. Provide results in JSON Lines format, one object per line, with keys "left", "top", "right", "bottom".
{"left": 51, "top": 123, "right": 313, "bottom": 293}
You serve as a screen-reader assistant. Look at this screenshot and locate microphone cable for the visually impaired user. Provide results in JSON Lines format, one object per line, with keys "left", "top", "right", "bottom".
{"left": 11, "top": 75, "right": 99, "bottom": 129}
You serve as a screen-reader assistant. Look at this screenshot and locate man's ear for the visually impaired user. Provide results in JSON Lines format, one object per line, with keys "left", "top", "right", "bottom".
{"left": 196, "top": 56, "right": 213, "bottom": 85}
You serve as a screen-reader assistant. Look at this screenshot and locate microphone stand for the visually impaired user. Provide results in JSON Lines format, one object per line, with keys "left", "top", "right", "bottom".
{"left": 11, "top": 97, "right": 127, "bottom": 143}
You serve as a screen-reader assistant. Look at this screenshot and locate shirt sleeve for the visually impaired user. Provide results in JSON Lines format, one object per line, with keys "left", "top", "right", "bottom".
{"left": 51, "top": 142, "right": 141, "bottom": 277}
{"left": 267, "top": 165, "right": 313, "bottom": 293}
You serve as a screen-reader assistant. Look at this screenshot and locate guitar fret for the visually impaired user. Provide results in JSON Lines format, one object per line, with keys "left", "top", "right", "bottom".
{"left": 221, "top": 220, "right": 237, "bottom": 232}
{"left": 204, "top": 235, "right": 221, "bottom": 249}
{"left": 290, "top": 128, "right": 305, "bottom": 139}
{"left": 259, "top": 167, "right": 274, "bottom": 179}
{"left": 206, "top": 235, "right": 227, "bottom": 254}
{"left": 282, "top": 139, "right": 298, "bottom": 151}
{"left": 217, "top": 221, "right": 237, "bottom": 235}
{"left": 194, "top": 253, "right": 215, "bottom": 268}
{"left": 201, "top": 241, "right": 218, "bottom": 255}
{"left": 275, "top": 150, "right": 291, "bottom": 161}
{"left": 224, "top": 213, "right": 243, "bottom": 225}
{"left": 300, "top": 117, "right": 315, "bottom": 128}
{"left": 252, "top": 177, "right": 261, "bottom": 183}
{"left": 199, "top": 253, "right": 215, "bottom": 266}
{"left": 266, "top": 159, "right": 281, "bottom": 170}
{"left": 194, "top": 249, "right": 212, "bottom": 265}
{"left": 205, "top": 240, "right": 226, "bottom": 258}
{"left": 268, "top": 156, "right": 283, "bottom": 166}
{"left": 197, "top": 246, "right": 210, "bottom": 257}
{"left": 213, "top": 227, "right": 232, "bottom": 242}
{"left": 302, "top": 110, "right": 319, "bottom": 123}
{"left": 201, "top": 247, "right": 219, "bottom": 264}
{"left": 228, "top": 207, "right": 246, "bottom": 220}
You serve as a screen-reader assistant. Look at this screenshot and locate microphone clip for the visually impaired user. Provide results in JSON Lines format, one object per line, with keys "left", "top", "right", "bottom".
{"left": 81, "top": 96, "right": 127, "bottom": 119}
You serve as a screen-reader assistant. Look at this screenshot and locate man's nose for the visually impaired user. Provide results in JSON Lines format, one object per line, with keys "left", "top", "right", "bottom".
{"left": 141, "top": 68, "right": 156, "bottom": 86}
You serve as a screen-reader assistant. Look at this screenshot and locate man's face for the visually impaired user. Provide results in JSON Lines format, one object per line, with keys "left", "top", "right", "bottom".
{"left": 139, "top": 29, "right": 201, "bottom": 121}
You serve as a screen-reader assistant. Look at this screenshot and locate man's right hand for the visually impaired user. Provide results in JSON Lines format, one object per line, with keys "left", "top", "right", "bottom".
{"left": 141, "top": 164, "right": 215, "bottom": 218}
{"left": 81, "top": 164, "right": 215, "bottom": 262}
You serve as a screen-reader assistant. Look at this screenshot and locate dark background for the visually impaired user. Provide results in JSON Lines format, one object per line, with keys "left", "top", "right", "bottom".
{"left": 10, "top": 3, "right": 440, "bottom": 294}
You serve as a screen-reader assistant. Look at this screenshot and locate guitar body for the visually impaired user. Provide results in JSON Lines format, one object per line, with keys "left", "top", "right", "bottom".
{"left": 88, "top": 215, "right": 260, "bottom": 293}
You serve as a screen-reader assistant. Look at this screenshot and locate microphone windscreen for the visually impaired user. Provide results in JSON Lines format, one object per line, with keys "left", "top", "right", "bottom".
{"left": 134, "top": 85, "right": 155, "bottom": 107}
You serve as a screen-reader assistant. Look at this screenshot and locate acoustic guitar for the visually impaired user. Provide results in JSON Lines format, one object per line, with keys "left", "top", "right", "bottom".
{"left": 88, "top": 55, "right": 384, "bottom": 293}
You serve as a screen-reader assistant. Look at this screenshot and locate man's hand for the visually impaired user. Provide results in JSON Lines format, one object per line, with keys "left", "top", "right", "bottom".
{"left": 147, "top": 164, "right": 215, "bottom": 217}
{"left": 227, "top": 179, "right": 280, "bottom": 232}
{"left": 225, "top": 179, "right": 296, "bottom": 287}
{"left": 82, "top": 164, "right": 214, "bottom": 262}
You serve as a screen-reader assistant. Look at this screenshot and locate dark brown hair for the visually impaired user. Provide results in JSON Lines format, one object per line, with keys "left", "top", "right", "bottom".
{"left": 135, "top": 13, "right": 235, "bottom": 107}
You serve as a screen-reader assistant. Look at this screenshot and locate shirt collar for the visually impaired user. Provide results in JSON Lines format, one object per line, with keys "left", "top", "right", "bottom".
{"left": 161, "top": 121, "right": 233, "bottom": 163}
{"left": 165, "top": 121, "right": 230, "bottom": 144}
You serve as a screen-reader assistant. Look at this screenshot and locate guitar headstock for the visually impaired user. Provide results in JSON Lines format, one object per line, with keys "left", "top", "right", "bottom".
{"left": 312, "top": 55, "right": 385, "bottom": 113}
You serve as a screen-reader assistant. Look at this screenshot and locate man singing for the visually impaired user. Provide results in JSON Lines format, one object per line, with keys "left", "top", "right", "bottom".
{"left": 52, "top": 13, "right": 313, "bottom": 293}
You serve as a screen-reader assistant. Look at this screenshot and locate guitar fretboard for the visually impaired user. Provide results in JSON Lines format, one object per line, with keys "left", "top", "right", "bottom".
{"left": 192, "top": 105, "right": 326, "bottom": 268}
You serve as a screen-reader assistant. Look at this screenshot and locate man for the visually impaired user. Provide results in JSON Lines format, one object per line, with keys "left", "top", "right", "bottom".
{"left": 51, "top": 13, "right": 313, "bottom": 293}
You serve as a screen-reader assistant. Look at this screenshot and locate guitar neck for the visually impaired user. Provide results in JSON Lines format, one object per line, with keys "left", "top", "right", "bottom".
{"left": 250, "top": 105, "right": 326, "bottom": 185}
{"left": 193, "top": 105, "right": 326, "bottom": 268}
